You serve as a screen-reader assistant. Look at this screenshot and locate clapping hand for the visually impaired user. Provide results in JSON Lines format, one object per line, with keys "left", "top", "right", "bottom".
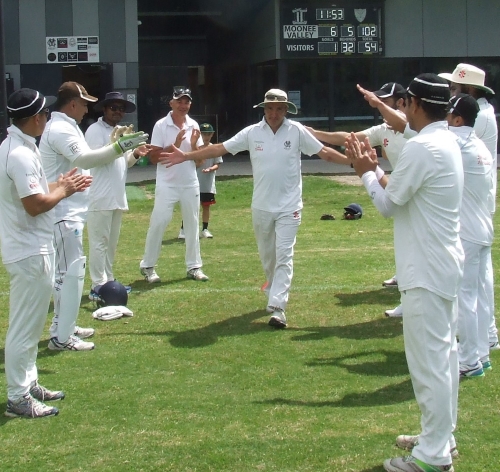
{"left": 345, "top": 133, "right": 378, "bottom": 177}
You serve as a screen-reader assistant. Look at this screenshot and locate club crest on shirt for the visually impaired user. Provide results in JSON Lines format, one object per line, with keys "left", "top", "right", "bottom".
{"left": 383, "top": 138, "right": 389, "bottom": 147}
{"left": 284, "top": 141, "right": 291, "bottom": 150}
{"left": 254, "top": 141, "right": 264, "bottom": 151}
{"left": 28, "top": 176, "right": 40, "bottom": 189}
{"left": 69, "top": 143, "right": 81, "bottom": 154}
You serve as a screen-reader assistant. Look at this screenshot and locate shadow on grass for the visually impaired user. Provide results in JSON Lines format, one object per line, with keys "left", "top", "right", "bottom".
{"left": 359, "top": 466, "right": 386, "bottom": 472}
{"left": 162, "top": 237, "right": 185, "bottom": 246}
{"left": 255, "top": 379, "right": 413, "bottom": 408}
{"left": 306, "top": 350, "right": 408, "bottom": 377}
{"left": 167, "top": 309, "right": 270, "bottom": 348}
{"left": 289, "top": 318, "right": 402, "bottom": 342}
{"left": 334, "top": 288, "right": 400, "bottom": 307}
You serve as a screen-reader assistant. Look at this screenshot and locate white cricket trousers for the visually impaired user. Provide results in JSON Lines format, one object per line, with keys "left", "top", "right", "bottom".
{"left": 252, "top": 208, "right": 301, "bottom": 312}
{"left": 141, "top": 185, "right": 202, "bottom": 270}
{"left": 401, "top": 288, "right": 458, "bottom": 466}
{"left": 50, "top": 220, "right": 85, "bottom": 339}
{"left": 485, "top": 249, "right": 498, "bottom": 344}
{"left": 457, "top": 240, "right": 490, "bottom": 366}
{"left": 87, "top": 209, "right": 123, "bottom": 288}
{"left": 4, "top": 254, "right": 54, "bottom": 400}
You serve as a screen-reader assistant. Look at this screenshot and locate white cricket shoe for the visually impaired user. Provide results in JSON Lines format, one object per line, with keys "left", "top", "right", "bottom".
{"left": 187, "top": 268, "right": 209, "bottom": 281}
{"left": 140, "top": 266, "right": 161, "bottom": 283}
{"left": 74, "top": 326, "right": 95, "bottom": 339}
{"left": 385, "top": 305, "right": 403, "bottom": 317}
{"left": 201, "top": 229, "right": 213, "bottom": 238}
{"left": 383, "top": 275, "right": 398, "bottom": 288}
{"left": 48, "top": 335, "right": 95, "bottom": 351}
{"left": 178, "top": 228, "right": 185, "bottom": 239}
{"left": 268, "top": 310, "right": 287, "bottom": 329}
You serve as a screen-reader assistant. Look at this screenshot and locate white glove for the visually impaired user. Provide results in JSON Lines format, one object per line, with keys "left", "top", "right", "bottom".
{"left": 112, "top": 131, "right": 149, "bottom": 154}
{"left": 110, "top": 125, "right": 134, "bottom": 143}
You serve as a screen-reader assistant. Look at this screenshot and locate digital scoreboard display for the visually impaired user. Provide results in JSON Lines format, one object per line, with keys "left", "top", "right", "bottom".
{"left": 281, "top": 2, "right": 384, "bottom": 58}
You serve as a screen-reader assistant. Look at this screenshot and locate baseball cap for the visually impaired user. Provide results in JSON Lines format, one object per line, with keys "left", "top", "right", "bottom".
{"left": 447, "top": 93, "right": 479, "bottom": 124}
{"left": 407, "top": 73, "right": 450, "bottom": 105}
{"left": 57, "top": 81, "right": 98, "bottom": 102}
{"left": 373, "top": 82, "right": 406, "bottom": 99}
{"left": 7, "top": 88, "right": 57, "bottom": 119}
{"left": 438, "top": 63, "right": 495, "bottom": 95}
{"left": 200, "top": 123, "right": 214, "bottom": 133}
{"left": 172, "top": 86, "right": 192, "bottom": 101}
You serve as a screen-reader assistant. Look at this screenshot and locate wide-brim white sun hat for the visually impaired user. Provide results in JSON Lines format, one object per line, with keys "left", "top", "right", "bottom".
{"left": 438, "top": 63, "right": 495, "bottom": 95}
{"left": 253, "top": 89, "right": 298, "bottom": 114}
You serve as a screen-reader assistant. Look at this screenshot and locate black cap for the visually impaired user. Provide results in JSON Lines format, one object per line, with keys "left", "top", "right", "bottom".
{"left": 172, "top": 86, "right": 192, "bottom": 101}
{"left": 447, "top": 93, "right": 480, "bottom": 124}
{"left": 407, "top": 73, "right": 450, "bottom": 105}
{"left": 374, "top": 82, "right": 406, "bottom": 99}
{"left": 7, "top": 88, "right": 57, "bottom": 119}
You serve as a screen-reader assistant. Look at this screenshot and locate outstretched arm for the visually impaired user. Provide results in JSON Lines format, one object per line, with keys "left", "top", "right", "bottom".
{"left": 307, "top": 126, "right": 367, "bottom": 146}
{"left": 357, "top": 84, "right": 407, "bottom": 133}
{"left": 316, "top": 146, "right": 351, "bottom": 165}
{"left": 161, "top": 143, "right": 228, "bottom": 168}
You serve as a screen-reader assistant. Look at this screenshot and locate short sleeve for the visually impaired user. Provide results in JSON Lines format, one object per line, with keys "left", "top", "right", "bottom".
{"left": 8, "top": 149, "right": 44, "bottom": 199}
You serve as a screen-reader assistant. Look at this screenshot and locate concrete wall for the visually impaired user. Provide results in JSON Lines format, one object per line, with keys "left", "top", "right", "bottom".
{"left": 4, "top": 0, "right": 138, "bottom": 91}
{"left": 385, "top": 0, "right": 500, "bottom": 57}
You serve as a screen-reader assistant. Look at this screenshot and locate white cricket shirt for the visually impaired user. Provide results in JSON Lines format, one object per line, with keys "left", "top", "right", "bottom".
{"left": 386, "top": 121, "right": 464, "bottom": 301}
{"left": 39, "top": 112, "right": 91, "bottom": 222}
{"left": 223, "top": 117, "right": 323, "bottom": 212}
{"left": 475, "top": 98, "right": 498, "bottom": 213}
{"left": 151, "top": 112, "right": 203, "bottom": 188}
{"left": 363, "top": 113, "right": 407, "bottom": 168}
{"left": 0, "top": 126, "right": 55, "bottom": 264}
{"left": 450, "top": 126, "right": 493, "bottom": 246}
{"left": 85, "top": 117, "right": 129, "bottom": 211}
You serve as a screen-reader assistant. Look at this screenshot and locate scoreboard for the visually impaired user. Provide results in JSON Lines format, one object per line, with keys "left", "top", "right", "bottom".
{"left": 281, "top": 2, "right": 384, "bottom": 58}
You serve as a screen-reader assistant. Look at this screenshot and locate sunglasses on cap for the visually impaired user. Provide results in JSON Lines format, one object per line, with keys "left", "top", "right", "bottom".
{"left": 265, "top": 93, "right": 286, "bottom": 101}
{"left": 173, "top": 87, "right": 191, "bottom": 98}
{"left": 107, "top": 105, "right": 126, "bottom": 112}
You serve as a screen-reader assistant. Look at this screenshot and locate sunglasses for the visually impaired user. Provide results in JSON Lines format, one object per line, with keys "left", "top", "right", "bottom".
{"left": 38, "top": 108, "right": 50, "bottom": 118}
{"left": 173, "top": 87, "right": 191, "bottom": 99}
{"left": 265, "top": 93, "right": 286, "bottom": 102}
{"left": 108, "top": 105, "right": 126, "bottom": 112}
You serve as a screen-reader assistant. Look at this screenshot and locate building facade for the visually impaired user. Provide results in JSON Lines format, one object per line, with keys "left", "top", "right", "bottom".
{"left": 4, "top": 0, "right": 500, "bottom": 140}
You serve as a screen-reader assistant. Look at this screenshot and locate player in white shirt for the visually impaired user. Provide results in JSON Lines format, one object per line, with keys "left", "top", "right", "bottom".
{"left": 161, "top": 89, "right": 351, "bottom": 328}
{"left": 439, "top": 64, "right": 499, "bottom": 352}
{"left": 85, "top": 92, "right": 151, "bottom": 300}
{"left": 446, "top": 94, "right": 494, "bottom": 379}
{"left": 0, "top": 88, "right": 91, "bottom": 417}
{"left": 39, "top": 82, "right": 148, "bottom": 351}
{"left": 308, "top": 82, "right": 408, "bottom": 317}
{"left": 140, "top": 86, "right": 208, "bottom": 284}
{"left": 347, "top": 74, "right": 463, "bottom": 472}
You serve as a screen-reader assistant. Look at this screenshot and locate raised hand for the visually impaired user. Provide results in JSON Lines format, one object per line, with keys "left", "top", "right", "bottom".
{"left": 345, "top": 133, "right": 378, "bottom": 177}
{"left": 190, "top": 129, "right": 201, "bottom": 149}
{"left": 113, "top": 131, "right": 149, "bottom": 154}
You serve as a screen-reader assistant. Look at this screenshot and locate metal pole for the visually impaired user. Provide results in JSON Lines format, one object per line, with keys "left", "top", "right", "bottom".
{"left": 0, "top": 0, "right": 9, "bottom": 141}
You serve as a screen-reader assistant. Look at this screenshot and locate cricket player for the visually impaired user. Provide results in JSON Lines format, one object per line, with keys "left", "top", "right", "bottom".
{"left": 346, "top": 74, "right": 463, "bottom": 472}
{"left": 0, "top": 88, "right": 91, "bottom": 417}
{"left": 160, "top": 88, "right": 351, "bottom": 328}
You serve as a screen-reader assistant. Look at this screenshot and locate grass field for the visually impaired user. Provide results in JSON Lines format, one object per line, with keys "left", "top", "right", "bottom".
{"left": 0, "top": 175, "right": 498, "bottom": 471}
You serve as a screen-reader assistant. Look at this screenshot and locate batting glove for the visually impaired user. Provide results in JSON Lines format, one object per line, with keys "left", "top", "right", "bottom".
{"left": 112, "top": 131, "right": 149, "bottom": 154}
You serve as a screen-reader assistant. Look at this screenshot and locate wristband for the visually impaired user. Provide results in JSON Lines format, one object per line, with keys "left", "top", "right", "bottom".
{"left": 375, "top": 166, "right": 385, "bottom": 180}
